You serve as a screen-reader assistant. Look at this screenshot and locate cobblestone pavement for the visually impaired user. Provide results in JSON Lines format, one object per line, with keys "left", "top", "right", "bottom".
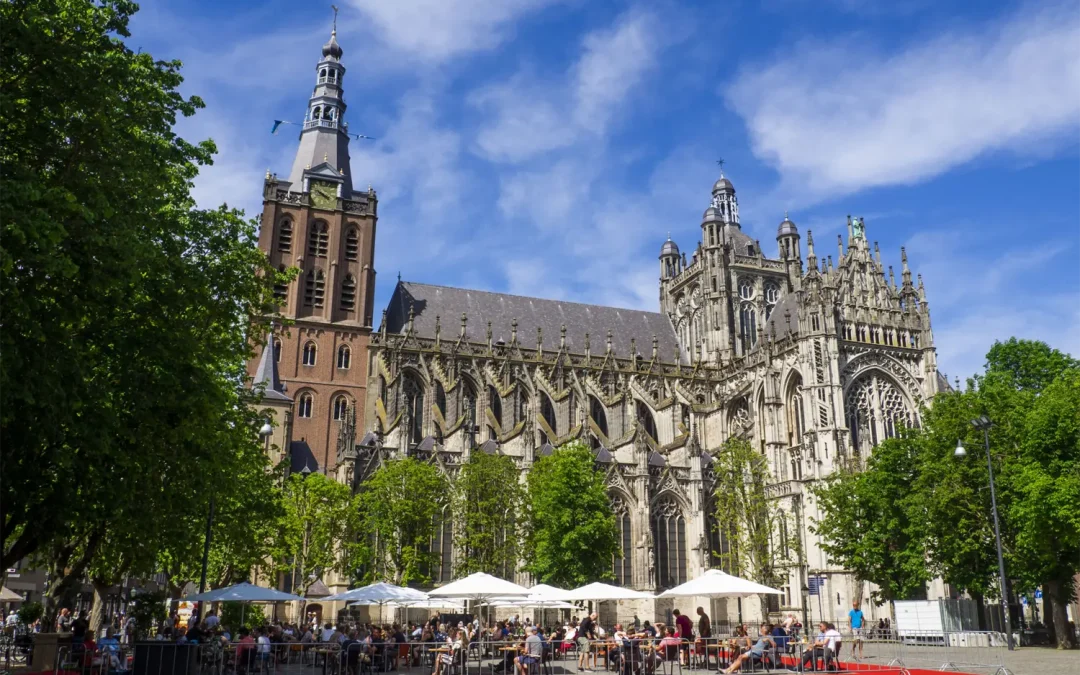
{"left": 859, "top": 641, "right": 1077, "bottom": 674}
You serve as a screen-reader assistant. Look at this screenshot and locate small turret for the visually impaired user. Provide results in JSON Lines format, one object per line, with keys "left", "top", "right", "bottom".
{"left": 659, "top": 236, "right": 680, "bottom": 279}
{"left": 776, "top": 211, "right": 801, "bottom": 262}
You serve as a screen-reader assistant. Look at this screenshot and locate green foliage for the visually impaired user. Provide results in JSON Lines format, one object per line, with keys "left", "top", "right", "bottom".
{"left": 452, "top": 451, "right": 524, "bottom": 577}
{"left": 0, "top": 0, "right": 288, "bottom": 627}
{"left": 355, "top": 458, "right": 448, "bottom": 585}
{"left": 523, "top": 442, "right": 620, "bottom": 588}
{"left": 810, "top": 435, "right": 930, "bottom": 604}
{"left": 219, "top": 602, "right": 266, "bottom": 631}
{"left": 811, "top": 338, "right": 1079, "bottom": 648}
{"left": 128, "top": 591, "right": 167, "bottom": 640}
{"left": 271, "top": 472, "right": 362, "bottom": 595}
{"left": 713, "top": 438, "right": 798, "bottom": 615}
{"left": 17, "top": 601, "right": 44, "bottom": 626}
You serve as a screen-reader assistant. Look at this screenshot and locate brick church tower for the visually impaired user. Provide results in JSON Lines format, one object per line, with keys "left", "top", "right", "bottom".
{"left": 249, "top": 25, "right": 377, "bottom": 472}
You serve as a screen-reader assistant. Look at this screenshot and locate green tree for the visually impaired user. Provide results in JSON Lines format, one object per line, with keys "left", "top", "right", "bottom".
{"left": 1, "top": 0, "right": 285, "bottom": 616}
{"left": 713, "top": 438, "right": 799, "bottom": 617}
{"left": 272, "top": 472, "right": 362, "bottom": 596}
{"left": 523, "top": 442, "right": 620, "bottom": 588}
{"left": 355, "top": 458, "right": 448, "bottom": 585}
{"left": 127, "top": 591, "right": 167, "bottom": 641}
{"left": 452, "top": 451, "right": 524, "bottom": 578}
{"left": 810, "top": 435, "right": 931, "bottom": 608}
{"left": 220, "top": 601, "right": 266, "bottom": 631}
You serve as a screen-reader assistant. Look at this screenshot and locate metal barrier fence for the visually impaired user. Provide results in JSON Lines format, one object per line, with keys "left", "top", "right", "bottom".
{"left": 30, "top": 633, "right": 1014, "bottom": 675}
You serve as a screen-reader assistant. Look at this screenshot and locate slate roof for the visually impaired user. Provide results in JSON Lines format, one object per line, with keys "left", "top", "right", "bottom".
{"left": 384, "top": 281, "right": 682, "bottom": 362}
{"left": 765, "top": 292, "right": 800, "bottom": 341}
{"left": 289, "top": 440, "right": 320, "bottom": 474}
{"left": 252, "top": 330, "right": 290, "bottom": 402}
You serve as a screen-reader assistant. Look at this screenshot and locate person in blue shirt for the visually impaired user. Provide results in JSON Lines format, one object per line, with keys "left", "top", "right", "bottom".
{"left": 768, "top": 623, "right": 789, "bottom": 654}
{"left": 848, "top": 601, "right": 865, "bottom": 660}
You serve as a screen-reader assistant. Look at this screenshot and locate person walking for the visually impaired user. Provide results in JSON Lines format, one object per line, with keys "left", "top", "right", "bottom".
{"left": 848, "top": 601, "right": 865, "bottom": 660}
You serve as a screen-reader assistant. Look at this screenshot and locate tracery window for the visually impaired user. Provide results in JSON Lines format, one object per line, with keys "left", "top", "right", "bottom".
{"left": 403, "top": 371, "right": 425, "bottom": 445}
{"left": 336, "top": 344, "right": 351, "bottom": 370}
{"left": 738, "top": 278, "right": 754, "bottom": 300}
{"left": 739, "top": 303, "right": 757, "bottom": 350}
{"left": 435, "top": 380, "right": 446, "bottom": 419}
{"left": 765, "top": 283, "right": 780, "bottom": 320}
{"left": 652, "top": 496, "right": 687, "bottom": 589}
{"left": 845, "top": 371, "right": 914, "bottom": 451}
{"left": 787, "top": 377, "right": 806, "bottom": 447}
{"left": 610, "top": 495, "right": 633, "bottom": 586}
{"left": 308, "top": 220, "right": 329, "bottom": 257}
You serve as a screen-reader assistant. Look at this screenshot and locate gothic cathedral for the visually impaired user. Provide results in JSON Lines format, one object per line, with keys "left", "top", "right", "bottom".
{"left": 250, "top": 28, "right": 944, "bottom": 625}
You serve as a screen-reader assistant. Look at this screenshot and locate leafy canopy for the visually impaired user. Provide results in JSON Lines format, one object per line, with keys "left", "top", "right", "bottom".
{"left": 355, "top": 458, "right": 448, "bottom": 586}
{"left": 452, "top": 451, "right": 524, "bottom": 578}
{"left": 523, "top": 442, "right": 620, "bottom": 588}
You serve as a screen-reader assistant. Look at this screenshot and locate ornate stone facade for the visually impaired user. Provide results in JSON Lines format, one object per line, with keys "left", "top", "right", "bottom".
{"left": 336, "top": 173, "right": 942, "bottom": 625}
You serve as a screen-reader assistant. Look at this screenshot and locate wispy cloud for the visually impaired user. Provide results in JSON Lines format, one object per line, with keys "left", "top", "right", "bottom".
{"left": 470, "top": 7, "right": 666, "bottom": 163}
{"left": 726, "top": 2, "right": 1080, "bottom": 204}
{"left": 347, "top": 0, "right": 568, "bottom": 64}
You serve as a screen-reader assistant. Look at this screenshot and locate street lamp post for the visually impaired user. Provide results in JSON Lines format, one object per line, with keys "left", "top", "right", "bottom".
{"left": 955, "top": 415, "right": 1013, "bottom": 650}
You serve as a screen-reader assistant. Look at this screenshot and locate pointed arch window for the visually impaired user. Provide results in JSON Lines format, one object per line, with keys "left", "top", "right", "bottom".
{"left": 345, "top": 227, "right": 359, "bottom": 261}
{"left": 589, "top": 395, "right": 608, "bottom": 439}
{"left": 845, "top": 371, "right": 914, "bottom": 452}
{"left": 298, "top": 392, "right": 313, "bottom": 418}
{"left": 435, "top": 380, "right": 446, "bottom": 419}
{"left": 652, "top": 496, "right": 687, "bottom": 589}
{"left": 635, "top": 400, "right": 657, "bottom": 442}
{"left": 273, "top": 338, "right": 282, "bottom": 363}
{"left": 302, "top": 341, "right": 317, "bottom": 366}
{"left": 340, "top": 274, "right": 356, "bottom": 311}
{"left": 403, "top": 371, "right": 425, "bottom": 445}
{"left": 308, "top": 221, "right": 329, "bottom": 257}
{"left": 539, "top": 392, "right": 557, "bottom": 440}
{"left": 336, "top": 344, "right": 351, "bottom": 370}
{"left": 739, "top": 303, "right": 757, "bottom": 350}
{"left": 488, "top": 385, "right": 502, "bottom": 427}
{"left": 610, "top": 495, "right": 632, "bottom": 586}
{"left": 278, "top": 219, "right": 293, "bottom": 253}
{"left": 332, "top": 395, "right": 350, "bottom": 421}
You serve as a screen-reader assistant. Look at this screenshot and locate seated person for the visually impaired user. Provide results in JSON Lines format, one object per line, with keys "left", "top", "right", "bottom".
{"left": 514, "top": 627, "right": 543, "bottom": 675}
{"left": 798, "top": 623, "right": 830, "bottom": 672}
{"left": 769, "top": 622, "right": 790, "bottom": 653}
{"left": 721, "top": 624, "right": 773, "bottom": 674}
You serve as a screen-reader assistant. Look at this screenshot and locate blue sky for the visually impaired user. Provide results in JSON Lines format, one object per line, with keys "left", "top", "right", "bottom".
{"left": 131, "top": 0, "right": 1079, "bottom": 381}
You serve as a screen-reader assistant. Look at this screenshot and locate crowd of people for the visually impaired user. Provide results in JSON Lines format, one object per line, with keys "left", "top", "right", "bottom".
{"left": 1, "top": 602, "right": 892, "bottom": 675}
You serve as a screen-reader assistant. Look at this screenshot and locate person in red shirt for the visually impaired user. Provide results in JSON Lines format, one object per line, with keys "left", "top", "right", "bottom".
{"left": 672, "top": 609, "right": 694, "bottom": 664}
{"left": 236, "top": 627, "right": 256, "bottom": 674}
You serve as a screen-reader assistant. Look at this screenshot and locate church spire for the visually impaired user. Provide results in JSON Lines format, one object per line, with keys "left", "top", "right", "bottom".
{"left": 286, "top": 11, "right": 355, "bottom": 196}
{"left": 252, "top": 328, "right": 289, "bottom": 402}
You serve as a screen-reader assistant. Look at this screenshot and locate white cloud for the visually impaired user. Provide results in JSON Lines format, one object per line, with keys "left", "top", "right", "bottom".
{"left": 471, "top": 8, "right": 664, "bottom": 163}
{"left": 725, "top": 3, "right": 1080, "bottom": 203}
{"left": 347, "top": 0, "right": 567, "bottom": 64}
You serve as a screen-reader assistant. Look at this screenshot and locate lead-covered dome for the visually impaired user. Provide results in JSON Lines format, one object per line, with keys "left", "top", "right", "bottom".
{"left": 660, "top": 238, "right": 680, "bottom": 257}
{"left": 712, "top": 176, "right": 734, "bottom": 193}
{"left": 778, "top": 215, "right": 798, "bottom": 237}
{"left": 322, "top": 30, "right": 343, "bottom": 59}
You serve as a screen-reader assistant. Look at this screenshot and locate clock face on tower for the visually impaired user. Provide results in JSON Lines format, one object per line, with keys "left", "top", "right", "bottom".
{"left": 310, "top": 180, "right": 337, "bottom": 210}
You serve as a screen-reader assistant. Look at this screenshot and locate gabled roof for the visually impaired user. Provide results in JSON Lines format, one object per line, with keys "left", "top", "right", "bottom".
{"left": 385, "top": 281, "right": 682, "bottom": 362}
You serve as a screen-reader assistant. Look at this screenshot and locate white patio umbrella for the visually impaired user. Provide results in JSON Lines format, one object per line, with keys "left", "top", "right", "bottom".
{"left": 183, "top": 582, "right": 306, "bottom": 627}
{"left": 557, "top": 582, "right": 654, "bottom": 602}
{"left": 183, "top": 582, "right": 305, "bottom": 603}
{"left": 427, "top": 572, "right": 530, "bottom": 602}
{"left": 324, "top": 582, "right": 428, "bottom": 604}
{"left": 657, "top": 569, "right": 782, "bottom": 598}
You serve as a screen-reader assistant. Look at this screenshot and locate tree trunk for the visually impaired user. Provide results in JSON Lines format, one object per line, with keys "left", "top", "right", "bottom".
{"left": 1046, "top": 579, "right": 1077, "bottom": 649}
{"left": 89, "top": 578, "right": 110, "bottom": 635}
{"left": 1042, "top": 585, "right": 1056, "bottom": 642}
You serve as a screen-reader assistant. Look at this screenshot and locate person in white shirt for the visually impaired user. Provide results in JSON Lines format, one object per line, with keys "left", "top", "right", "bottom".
{"left": 5, "top": 611, "right": 17, "bottom": 627}
{"left": 824, "top": 624, "right": 843, "bottom": 659}
{"left": 321, "top": 623, "right": 335, "bottom": 642}
{"left": 203, "top": 611, "right": 220, "bottom": 630}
